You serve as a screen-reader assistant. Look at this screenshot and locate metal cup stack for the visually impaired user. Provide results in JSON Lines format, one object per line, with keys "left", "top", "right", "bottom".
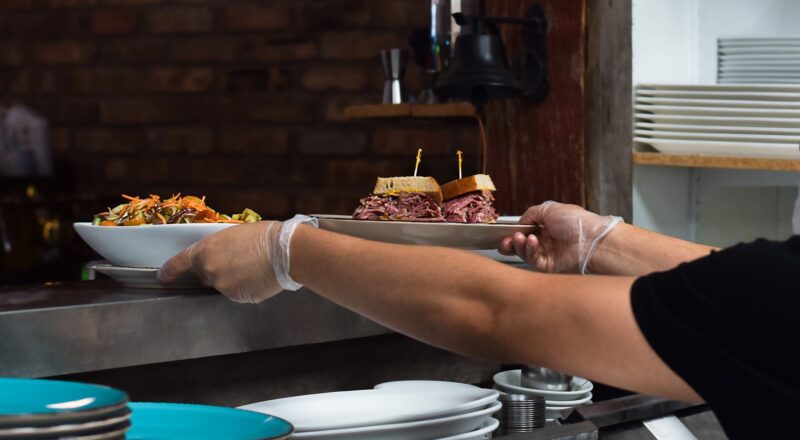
{"left": 498, "top": 393, "right": 545, "bottom": 434}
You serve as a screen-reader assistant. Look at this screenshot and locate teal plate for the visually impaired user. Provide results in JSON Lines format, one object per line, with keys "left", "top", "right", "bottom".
{"left": 0, "top": 378, "right": 128, "bottom": 426}
{"left": 128, "top": 402, "right": 294, "bottom": 440}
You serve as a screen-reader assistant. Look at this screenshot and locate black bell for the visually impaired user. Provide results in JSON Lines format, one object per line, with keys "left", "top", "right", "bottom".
{"left": 434, "top": 15, "right": 521, "bottom": 108}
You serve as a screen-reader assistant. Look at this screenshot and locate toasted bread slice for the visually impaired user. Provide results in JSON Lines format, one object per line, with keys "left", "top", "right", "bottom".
{"left": 441, "top": 174, "right": 496, "bottom": 201}
{"left": 373, "top": 176, "right": 443, "bottom": 205}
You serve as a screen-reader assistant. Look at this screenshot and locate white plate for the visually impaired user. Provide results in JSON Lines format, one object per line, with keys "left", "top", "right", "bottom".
{"left": 720, "top": 47, "right": 800, "bottom": 55}
{"left": 636, "top": 96, "right": 800, "bottom": 109}
{"left": 493, "top": 387, "right": 592, "bottom": 407}
{"left": 634, "top": 129, "right": 800, "bottom": 143}
{"left": 434, "top": 417, "right": 499, "bottom": 440}
{"left": 635, "top": 89, "right": 800, "bottom": 101}
{"left": 721, "top": 54, "right": 800, "bottom": 62}
{"left": 637, "top": 83, "right": 800, "bottom": 93}
{"left": 74, "top": 222, "right": 235, "bottom": 268}
{"left": 634, "top": 137, "right": 800, "bottom": 158}
{"left": 635, "top": 104, "right": 800, "bottom": 117}
{"left": 719, "top": 72, "right": 800, "bottom": 79}
{"left": 720, "top": 62, "right": 800, "bottom": 69}
{"left": 719, "top": 65, "right": 800, "bottom": 73}
{"left": 634, "top": 113, "right": 800, "bottom": 128}
{"left": 290, "top": 401, "right": 501, "bottom": 440}
{"left": 88, "top": 261, "right": 205, "bottom": 289}
{"left": 720, "top": 79, "right": 800, "bottom": 84}
{"left": 635, "top": 121, "right": 800, "bottom": 135}
{"left": 313, "top": 215, "right": 538, "bottom": 250}
{"left": 239, "top": 388, "right": 499, "bottom": 433}
{"left": 493, "top": 370, "right": 593, "bottom": 402}
{"left": 374, "top": 381, "right": 481, "bottom": 393}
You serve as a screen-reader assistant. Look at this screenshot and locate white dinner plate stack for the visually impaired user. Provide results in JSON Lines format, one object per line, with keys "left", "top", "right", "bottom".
{"left": 718, "top": 38, "right": 800, "bottom": 84}
{"left": 493, "top": 370, "right": 593, "bottom": 422}
{"left": 240, "top": 381, "right": 501, "bottom": 440}
{"left": 635, "top": 83, "right": 800, "bottom": 158}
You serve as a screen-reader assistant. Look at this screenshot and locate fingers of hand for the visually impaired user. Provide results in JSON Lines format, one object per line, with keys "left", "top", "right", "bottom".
{"left": 498, "top": 236, "right": 515, "bottom": 255}
{"left": 512, "top": 232, "right": 527, "bottom": 259}
{"left": 525, "top": 234, "right": 539, "bottom": 263}
{"left": 157, "top": 244, "right": 195, "bottom": 283}
{"left": 520, "top": 201, "right": 559, "bottom": 225}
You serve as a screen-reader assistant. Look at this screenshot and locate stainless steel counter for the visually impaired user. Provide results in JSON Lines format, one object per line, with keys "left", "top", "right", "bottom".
{"left": 0, "top": 280, "right": 390, "bottom": 378}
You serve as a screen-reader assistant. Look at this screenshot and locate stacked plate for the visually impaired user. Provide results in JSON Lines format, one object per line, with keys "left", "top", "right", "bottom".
{"left": 0, "top": 378, "right": 131, "bottom": 439}
{"left": 718, "top": 38, "right": 800, "bottom": 84}
{"left": 493, "top": 370, "right": 593, "bottom": 422}
{"left": 635, "top": 83, "right": 800, "bottom": 158}
{"left": 240, "top": 381, "right": 502, "bottom": 440}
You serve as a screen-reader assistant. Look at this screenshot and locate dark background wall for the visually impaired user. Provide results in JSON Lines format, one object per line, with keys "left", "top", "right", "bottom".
{"left": 0, "top": 0, "right": 479, "bottom": 220}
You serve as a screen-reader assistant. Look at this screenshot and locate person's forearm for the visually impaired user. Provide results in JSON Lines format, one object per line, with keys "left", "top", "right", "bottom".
{"left": 289, "top": 225, "right": 542, "bottom": 362}
{"left": 590, "top": 223, "right": 718, "bottom": 276}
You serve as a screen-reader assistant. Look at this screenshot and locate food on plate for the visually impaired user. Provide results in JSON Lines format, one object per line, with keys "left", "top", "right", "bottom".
{"left": 441, "top": 174, "right": 499, "bottom": 223}
{"left": 352, "top": 176, "right": 446, "bottom": 222}
{"left": 92, "top": 194, "right": 262, "bottom": 226}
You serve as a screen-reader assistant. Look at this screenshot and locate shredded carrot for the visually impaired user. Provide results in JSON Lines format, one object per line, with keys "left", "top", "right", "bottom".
{"left": 122, "top": 194, "right": 137, "bottom": 201}
{"left": 156, "top": 212, "right": 167, "bottom": 224}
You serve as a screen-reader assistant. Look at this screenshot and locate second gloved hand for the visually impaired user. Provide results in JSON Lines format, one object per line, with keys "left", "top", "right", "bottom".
{"left": 498, "top": 201, "right": 623, "bottom": 274}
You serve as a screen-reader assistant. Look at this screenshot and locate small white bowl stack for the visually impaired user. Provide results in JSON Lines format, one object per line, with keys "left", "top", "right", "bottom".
{"left": 239, "top": 381, "right": 502, "bottom": 440}
{"left": 634, "top": 83, "right": 800, "bottom": 159}
{"left": 718, "top": 37, "right": 800, "bottom": 84}
{"left": 493, "top": 370, "right": 594, "bottom": 422}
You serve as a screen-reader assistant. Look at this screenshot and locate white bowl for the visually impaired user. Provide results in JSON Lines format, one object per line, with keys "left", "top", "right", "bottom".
{"left": 74, "top": 222, "right": 236, "bottom": 268}
{"left": 493, "top": 370, "right": 593, "bottom": 401}
{"left": 493, "top": 387, "right": 592, "bottom": 406}
{"left": 434, "top": 417, "right": 499, "bottom": 440}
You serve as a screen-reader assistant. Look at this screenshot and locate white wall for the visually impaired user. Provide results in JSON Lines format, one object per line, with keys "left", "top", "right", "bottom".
{"left": 632, "top": 0, "right": 800, "bottom": 246}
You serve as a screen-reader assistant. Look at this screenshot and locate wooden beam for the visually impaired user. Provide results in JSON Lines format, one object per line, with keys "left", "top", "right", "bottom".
{"left": 585, "top": 0, "right": 633, "bottom": 220}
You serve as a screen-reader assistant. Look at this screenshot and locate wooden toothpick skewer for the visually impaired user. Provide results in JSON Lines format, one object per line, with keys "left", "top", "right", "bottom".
{"left": 457, "top": 150, "right": 463, "bottom": 179}
{"left": 414, "top": 148, "right": 422, "bottom": 177}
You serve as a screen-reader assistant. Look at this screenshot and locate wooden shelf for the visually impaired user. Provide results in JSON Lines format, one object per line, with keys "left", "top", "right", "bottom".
{"left": 343, "top": 103, "right": 477, "bottom": 120}
{"left": 633, "top": 152, "right": 800, "bottom": 172}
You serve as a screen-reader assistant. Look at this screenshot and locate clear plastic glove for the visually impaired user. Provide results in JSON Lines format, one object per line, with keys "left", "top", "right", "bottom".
{"left": 158, "top": 215, "right": 318, "bottom": 303}
{"left": 498, "top": 201, "right": 623, "bottom": 274}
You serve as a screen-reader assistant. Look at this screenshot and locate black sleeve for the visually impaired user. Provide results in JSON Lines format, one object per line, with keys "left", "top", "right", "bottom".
{"left": 630, "top": 236, "right": 800, "bottom": 440}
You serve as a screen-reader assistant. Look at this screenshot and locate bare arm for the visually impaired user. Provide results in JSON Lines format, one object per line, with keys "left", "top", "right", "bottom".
{"left": 590, "top": 223, "right": 718, "bottom": 276}
{"left": 291, "top": 225, "right": 701, "bottom": 403}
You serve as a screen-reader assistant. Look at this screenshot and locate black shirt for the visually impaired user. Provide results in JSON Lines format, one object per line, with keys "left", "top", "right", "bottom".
{"left": 631, "top": 236, "right": 800, "bottom": 439}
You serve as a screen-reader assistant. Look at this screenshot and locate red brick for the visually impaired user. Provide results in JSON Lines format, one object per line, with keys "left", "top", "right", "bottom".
{"left": 102, "top": 0, "right": 159, "bottom": 5}
{"left": 47, "top": 0, "right": 99, "bottom": 6}
{"left": 91, "top": 10, "right": 139, "bottom": 36}
{"left": 370, "top": 0, "right": 429, "bottom": 28}
{"left": 0, "top": 44, "right": 23, "bottom": 66}
{"left": 0, "top": 0, "right": 32, "bottom": 9}
{"left": 146, "top": 7, "right": 212, "bottom": 34}
{"left": 297, "top": 0, "right": 370, "bottom": 28}
{"left": 175, "top": 158, "right": 242, "bottom": 185}
{"left": 50, "top": 127, "right": 71, "bottom": 154}
{"left": 172, "top": 37, "right": 237, "bottom": 63}
{"left": 2, "top": 70, "right": 60, "bottom": 94}
{"left": 72, "top": 68, "right": 141, "bottom": 94}
{"left": 46, "top": 100, "right": 99, "bottom": 123}
{"left": 298, "top": 131, "right": 367, "bottom": 155}
{"left": 323, "top": 95, "right": 376, "bottom": 122}
{"left": 75, "top": 129, "right": 144, "bottom": 153}
{"left": 100, "top": 39, "right": 169, "bottom": 64}
{"left": 100, "top": 99, "right": 165, "bottom": 124}
{"left": 35, "top": 41, "right": 96, "bottom": 64}
{"left": 321, "top": 32, "right": 404, "bottom": 60}
{"left": 105, "top": 158, "right": 169, "bottom": 183}
{"left": 219, "top": 127, "right": 288, "bottom": 154}
{"left": 302, "top": 67, "right": 368, "bottom": 91}
{"left": 146, "top": 67, "right": 214, "bottom": 93}
{"left": 326, "top": 159, "right": 409, "bottom": 187}
{"left": 148, "top": 127, "right": 213, "bottom": 154}
{"left": 371, "top": 128, "right": 451, "bottom": 155}
{"left": 222, "top": 68, "right": 290, "bottom": 93}
{"left": 240, "top": 38, "right": 317, "bottom": 62}
{"left": 221, "top": 3, "right": 290, "bottom": 31}
{"left": 226, "top": 100, "right": 308, "bottom": 123}
{"left": 294, "top": 191, "right": 362, "bottom": 216}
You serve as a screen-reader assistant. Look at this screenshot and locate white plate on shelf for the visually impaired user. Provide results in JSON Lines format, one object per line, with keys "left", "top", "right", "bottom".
{"left": 493, "top": 387, "right": 592, "bottom": 407}
{"left": 290, "top": 401, "right": 502, "bottom": 440}
{"left": 434, "top": 417, "right": 499, "bottom": 440}
{"left": 634, "top": 137, "right": 800, "bottom": 158}
{"left": 637, "top": 83, "right": 800, "bottom": 93}
{"left": 374, "top": 381, "right": 482, "bottom": 393}
{"left": 636, "top": 96, "right": 800, "bottom": 109}
{"left": 719, "top": 65, "right": 800, "bottom": 73}
{"left": 493, "top": 370, "right": 593, "bottom": 402}
{"left": 635, "top": 89, "right": 800, "bottom": 101}
{"left": 634, "top": 129, "right": 800, "bottom": 143}
{"left": 239, "top": 388, "right": 499, "bottom": 433}
{"left": 720, "top": 47, "right": 800, "bottom": 55}
{"left": 88, "top": 261, "right": 206, "bottom": 289}
{"left": 635, "top": 104, "right": 800, "bottom": 117}
{"left": 634, "top": 113, "right": 800, "bottom": 128}
{"left": 313, "top": 215, "right": 538, "bottom": 250}
{"left": 635, "top": 121, "right": 800, "bottom": 135}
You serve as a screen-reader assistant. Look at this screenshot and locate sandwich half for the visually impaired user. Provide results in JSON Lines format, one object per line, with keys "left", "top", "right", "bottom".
{"left": 353, "top": 176, "right": 445, "bottom": 222}
{"left": 441, "top": 174, "right": 499, "bottom": 223}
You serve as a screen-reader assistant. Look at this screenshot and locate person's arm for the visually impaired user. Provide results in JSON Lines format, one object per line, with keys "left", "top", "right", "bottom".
{"left": 590, "top": 223, "right": 717, "bottom": 276}
{"left": 289, "top": 225, "right": 701, "bottom": 402}
{"left": 499, "top": 202, "right": 717, "bottom": 276}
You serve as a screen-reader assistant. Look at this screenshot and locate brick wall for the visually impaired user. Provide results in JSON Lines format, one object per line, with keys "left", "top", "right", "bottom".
{"left": 1, "top": 0, "right": 478, "bottom": 219}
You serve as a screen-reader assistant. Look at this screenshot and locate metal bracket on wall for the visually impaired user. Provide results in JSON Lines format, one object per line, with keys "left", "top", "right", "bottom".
{"left": 510, "top": 4, "right": 549, "bottom": 103}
